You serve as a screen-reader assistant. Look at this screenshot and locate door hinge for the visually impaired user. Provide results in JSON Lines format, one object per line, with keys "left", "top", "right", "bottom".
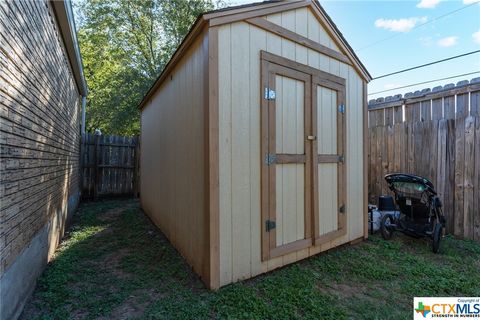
{"left": 265, "top": 153, "right": 276, "bottom": 165}
{"left": 339, "top": 155, "right": 344, "bottom": 163}
{"left": 339, "top": 204, "right": 345, "bottom": 214}
{"left": 338, "top": 104, "right": 345, "bottom": 114}
{"left": 264, "top": 87, "right": 276, "bottom": 100}
{"left": 266, "top": 219, "right": 276, "bottom": 232}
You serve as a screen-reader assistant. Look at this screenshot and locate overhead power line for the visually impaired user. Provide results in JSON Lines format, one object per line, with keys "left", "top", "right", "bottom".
{"left": 372, "top": 50, "right": 480, "bottom": 80}
{"left": 368, "top": 71, "right": 480, "bottom": 96}
{"left": 358, "top": 2, "right": 479, "bottom": 51}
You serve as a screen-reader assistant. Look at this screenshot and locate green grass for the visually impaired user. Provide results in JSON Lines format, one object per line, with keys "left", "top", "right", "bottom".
{"left": 21, "top": 199, "right": 480, "bottom": 320}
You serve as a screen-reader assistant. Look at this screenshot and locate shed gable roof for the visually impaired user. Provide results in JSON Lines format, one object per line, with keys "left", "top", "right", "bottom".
{"left": 138, "top": 0, "right": 370, "bottom": 110}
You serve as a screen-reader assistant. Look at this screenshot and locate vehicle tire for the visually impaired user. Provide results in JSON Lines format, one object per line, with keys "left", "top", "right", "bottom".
{"left": 381, "top": 214, "right": 394, "bottom": 240}
{"left": 432, "top": 222, "right": 442, "bottom": 254}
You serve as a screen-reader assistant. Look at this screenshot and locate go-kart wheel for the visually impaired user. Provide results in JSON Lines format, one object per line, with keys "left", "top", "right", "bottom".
{"left": 381, "top": 214, "right": 394, "bottom": 240}
{"left": 432, "top": 222, "right": 442, "bottom": 254}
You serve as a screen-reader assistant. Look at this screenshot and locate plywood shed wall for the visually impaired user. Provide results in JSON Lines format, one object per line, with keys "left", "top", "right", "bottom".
{"left": 140, "top": 30, "right": 212, "bottom": 283}
{"left": 139, "top": 0, "right": 370, "bottom": 290}
{"left": 0, "top": 1, "right": 87, "bottom": 319}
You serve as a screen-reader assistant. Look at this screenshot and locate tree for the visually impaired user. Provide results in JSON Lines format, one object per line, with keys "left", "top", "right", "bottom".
{"left": 75, "top": 0, "right": 223, "bottom": 136}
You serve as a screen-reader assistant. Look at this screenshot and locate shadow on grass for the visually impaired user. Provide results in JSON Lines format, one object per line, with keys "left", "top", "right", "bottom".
{"left": 21, "top": 199, "right": 480, "bottom": 320}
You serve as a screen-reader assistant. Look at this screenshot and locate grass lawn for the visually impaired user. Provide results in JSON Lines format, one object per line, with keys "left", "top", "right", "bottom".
{"left": 21, "top": 199, "right": 480, "bottom": 320}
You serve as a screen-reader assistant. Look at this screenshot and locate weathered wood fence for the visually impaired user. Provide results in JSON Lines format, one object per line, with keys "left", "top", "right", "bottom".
{"left": 81, "top": 133, "right": 140, "bottom": 199}
{"left": 368, "top": 78, "right": 480, "bottom": 240}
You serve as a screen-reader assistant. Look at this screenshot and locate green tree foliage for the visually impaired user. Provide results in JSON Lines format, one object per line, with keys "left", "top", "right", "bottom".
{"left": 76, "top": 0, "right": 222, "bottom": 136}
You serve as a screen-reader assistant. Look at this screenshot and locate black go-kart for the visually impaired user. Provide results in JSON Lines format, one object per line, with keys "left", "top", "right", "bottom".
{"left": 380, "top": 173, "right": 446, "bottom": 253}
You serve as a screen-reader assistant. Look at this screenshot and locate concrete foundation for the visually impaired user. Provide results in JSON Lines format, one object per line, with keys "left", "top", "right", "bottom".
{"left": 0, "top": 192, "right": 80, "bottom": 320}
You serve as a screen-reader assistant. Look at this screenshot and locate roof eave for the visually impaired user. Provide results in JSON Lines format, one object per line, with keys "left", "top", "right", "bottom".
{"left": 50, "top": 0, "right": 88, "bottom": 96}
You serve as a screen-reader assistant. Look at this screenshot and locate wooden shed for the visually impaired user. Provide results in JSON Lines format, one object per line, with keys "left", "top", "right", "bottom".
{"left": 139, "top": 0, "right": 371, "bottom": 289}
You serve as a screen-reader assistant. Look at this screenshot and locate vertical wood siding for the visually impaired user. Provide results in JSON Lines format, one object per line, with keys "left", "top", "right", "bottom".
{"left": 0, "top": 0, "right": 81, "bottom": 274}
{"left": 217, "top": 7, "right": 364, "bottom": 286}
{"left": 140, "top": 33, "right": 208, "bottom": 281}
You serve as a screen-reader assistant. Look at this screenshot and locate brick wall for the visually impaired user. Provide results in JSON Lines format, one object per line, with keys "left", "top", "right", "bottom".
{"left": 0, "top": 0, "right": 81, "bottom": 303}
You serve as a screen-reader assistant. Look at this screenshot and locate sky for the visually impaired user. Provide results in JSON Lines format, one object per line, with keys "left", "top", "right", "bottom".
{"left": 228, "top": 0, "right": 480, "bottom": 100}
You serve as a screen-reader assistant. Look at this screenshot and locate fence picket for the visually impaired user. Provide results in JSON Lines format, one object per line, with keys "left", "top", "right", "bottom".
{"left": 444, "top": 95, "right": 455, "bottom": 120}
{"left": 405, "top": 102, "right": 414, "bottom": 123}
{"left": 380, "top": 125, "right": 388, "bottom": 195}
{"left": 407, "top": 122, "right": 414, "bottom": 174}
{"left": 463, "top": 116, "right": 475, "bottom": 239}
{"left": 385, "top": 108, "right": 394, "bottom": 126}
{"left": 429, "top": 121, "right": 438, "bottom": 187}
{"left": 432, "top": 98, "right": 442, "bottom": 121}
{"left": 454, "top": 116, "right": 465, "bottom": 236}
{"left": 393, "top": 124, "right": 401, "bottom": 173}
{"left": 420, "top": 100, "right": 431, "bottom": 122}
{"left": 471, "top": 90, "right": 480, "bottom": 117}
{"left": 437, "top": 119, "right": 447, "bottom": 226}
{"left": 393, "top": 105, "right": 403, "bottom": 124}
{"left": 456, "top": 93, "right": 469, "bottom": 119}
{"left": 368, "top": 126, "right": 375, "bottom": 202}
{"left": 445, "top": 119, "right": 456, "bottom": 234}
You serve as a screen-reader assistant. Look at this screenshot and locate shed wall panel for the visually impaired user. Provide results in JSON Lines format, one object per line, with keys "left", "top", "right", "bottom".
{"left": 266, "top": 7, "right": 340, "bottom": 52}
{"left": 248, "top": 23, "right": 268, "bottom": 278}
{"left": 140, "top": 33, "right": 208, "bottom": 281}
{"left": 230, "top": 22, "right": 251, "bottom": 281}
{"left": 217, "top": 10, "right": 364, "bottom": 285}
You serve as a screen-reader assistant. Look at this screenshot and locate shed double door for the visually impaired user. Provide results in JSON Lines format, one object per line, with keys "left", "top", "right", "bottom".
{"left": 261, "top": 52, "right": 346, "bottom": 261}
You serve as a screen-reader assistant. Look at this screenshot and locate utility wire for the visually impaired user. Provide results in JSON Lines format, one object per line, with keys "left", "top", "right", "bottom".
{"left": 358, "top": 1, "right": 479, "bottom": 51}
{"left": 368, "top": 71, "right": 480, "bottom": 96}
{"left": 372, "top": 50, "right": 480, "bottom": 80}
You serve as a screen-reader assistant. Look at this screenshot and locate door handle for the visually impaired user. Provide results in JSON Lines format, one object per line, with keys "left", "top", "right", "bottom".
{"left": 307, "top": 135, "right": 316, "bottom": 141}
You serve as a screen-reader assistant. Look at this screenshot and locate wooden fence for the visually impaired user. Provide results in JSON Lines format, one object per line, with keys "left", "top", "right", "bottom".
{"left": 368, "top": 78, "right": 480, "bottom": 240}
{"left": 81, "top": 133, "right": 140, "bottom": 199}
